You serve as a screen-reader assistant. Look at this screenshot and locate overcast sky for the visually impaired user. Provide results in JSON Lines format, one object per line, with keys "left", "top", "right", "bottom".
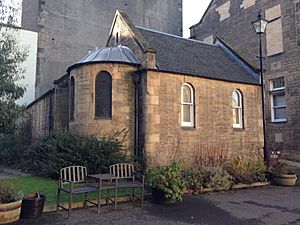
{"left": 183, "top": 0, "right": 211, "bottom": 37}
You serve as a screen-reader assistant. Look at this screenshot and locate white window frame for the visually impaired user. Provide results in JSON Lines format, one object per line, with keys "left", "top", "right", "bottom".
{"left": 232, "top": 90, "right": 243, "bottom": 128}
{"left": 270, "top": 77, "right": 287, "bottom": 122}
{"left": 181, "top": 83, "right": 194, "bottom": 127}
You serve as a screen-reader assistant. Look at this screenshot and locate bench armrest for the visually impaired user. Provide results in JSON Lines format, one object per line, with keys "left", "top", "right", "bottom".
{"left": 133, "top": 172, "right": 145, "bottom": 184}
{"left": 58, "top": 178, "right": 74, "bottom": 190}
{"left": 59, "top": 178, "right": 73, "bottom": 184}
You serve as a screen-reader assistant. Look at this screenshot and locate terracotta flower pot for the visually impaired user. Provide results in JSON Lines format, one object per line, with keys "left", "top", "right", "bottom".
{"left": 0, "top": 200, "right": 22, "bottom": 224}
{"left": 273, "top": 173, "right": 297, "bottom": 187}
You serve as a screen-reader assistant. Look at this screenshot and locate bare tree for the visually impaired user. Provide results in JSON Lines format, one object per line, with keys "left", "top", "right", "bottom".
{"left": 0, "top": 0, "right": 22, "bottom": 28}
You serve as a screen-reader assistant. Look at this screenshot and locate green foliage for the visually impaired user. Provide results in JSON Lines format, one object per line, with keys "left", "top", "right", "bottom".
{"left": 24, "top": 130, "right": 128, "bottom": 178}
{"left": 184, "top": 167, "right": 205, "bottom": 193}
{"left": 202, "top": 166, "right": 233, "bottom": 190}
{"left": 0, "top": 32, "right": 28, "bottom": 136}
{"left": 0, "top": 182, "right": 23, "bottom": 204}
{"left": 225, "top": 156, "right": 266, "bottom": 184}
{"left": 185, "top": 166, "right": 233, "bottom": 192}
{"left": 271, "top": 162, "right": 294, "bottom": 176}
{"left": 0, "top": 114, "right": 32, "bottom": 164}
{"left": 147, "top": 161, "right": 186, "bottom": 202}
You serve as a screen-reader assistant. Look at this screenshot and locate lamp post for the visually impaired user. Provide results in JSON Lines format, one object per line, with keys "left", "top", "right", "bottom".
{"left": 252, "top": 12, "right": 268, "bottom": 162}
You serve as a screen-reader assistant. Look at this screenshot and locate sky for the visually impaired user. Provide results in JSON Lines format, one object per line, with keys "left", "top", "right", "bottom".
{"left": 183, "top": 0, "right": 212, "bottom": 37}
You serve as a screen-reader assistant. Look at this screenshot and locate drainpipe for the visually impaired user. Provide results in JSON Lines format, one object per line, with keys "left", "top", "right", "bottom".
{"left": 132, "top": 72, "right": 141, "bottom": 160}
{"left": 48, "top": 90, "right": 54, "bottom": 133}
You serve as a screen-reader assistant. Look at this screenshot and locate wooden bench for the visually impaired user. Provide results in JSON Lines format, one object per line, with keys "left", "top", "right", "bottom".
{"left": 56, "top": 166, "right": 98, "bottom": 218}
{"left": 109, "top": 163, "right": 145, "bottom": 207}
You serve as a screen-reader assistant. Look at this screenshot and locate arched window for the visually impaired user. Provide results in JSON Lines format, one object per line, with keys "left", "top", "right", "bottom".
{"left": 181, "top": 83, "right": 194, "bottom": 127}
{"left": 95, "top": 71, "right": 112, "bottom": 119}
{"left": 232, "top": 90, "right": 243, "bottom": 128}
{"left": 70, "top": 76, "right": 75, "bottom": 121}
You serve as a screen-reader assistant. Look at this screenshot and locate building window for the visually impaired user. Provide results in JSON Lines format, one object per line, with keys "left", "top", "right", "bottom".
{"left": 115, "top": 28, "right": 120, "bottom": 45}
{"left": 232, "top": 90, "right": 243, "bottom": 128}
{"left": 181, "top": 83, "right": 194, "bottom": 127}
{"left": 270, "top": 77, "right": 287, "bottom": 122}
{"left": 70, "top": 76, "right": 75, "bottom": 121}
{"left": 95, "top": 71, "right": 112, "bottom": 119}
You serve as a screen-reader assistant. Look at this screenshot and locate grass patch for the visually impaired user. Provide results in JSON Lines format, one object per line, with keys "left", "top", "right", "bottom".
{"left": 3, "top": 176, "right": 137, "bottom": 206}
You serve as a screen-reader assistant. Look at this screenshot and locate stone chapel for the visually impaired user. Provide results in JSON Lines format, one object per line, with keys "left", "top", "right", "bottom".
{"left": 27, "top": 11, "right": 263, "bottom": 166}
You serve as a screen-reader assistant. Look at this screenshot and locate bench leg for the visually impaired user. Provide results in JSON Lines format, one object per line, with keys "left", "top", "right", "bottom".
{"left": 84, "top": 192, "right": 88, "bottom": 208}
{"left": 141, "top": 186, "right": 144, "bottom": 208}
{"left": 97, "top": 189, "right": 101, "bottom": 213}
{"left": 56, "top": 188, "right": 61, "bottom": 212}
{"left": 114, "top": 187, "right": 117, "bottom": 210}
{"left": 132, "top": 188, "right": 135, "bottom": 201}
{"left": 106, "top": 189, "right": 109, "bottom": 205}
{"left": 68, "top": 192, "right": 72, "bottom": 219}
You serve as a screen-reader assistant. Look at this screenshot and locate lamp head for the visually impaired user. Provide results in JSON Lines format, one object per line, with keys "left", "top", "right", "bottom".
{"left": 252, "top": 12, "right": 268, "bottom": 34}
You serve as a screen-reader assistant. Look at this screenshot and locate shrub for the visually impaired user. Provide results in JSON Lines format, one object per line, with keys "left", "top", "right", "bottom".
{"left": 0, "top": 182, "right": 23, "bottom": 204}
{"left": 24, "top": 130, "right": 128, "bottom": 178}
{"left": 202, "top": 166, "right": 233, "bottom": 190}
{"left": 147, "top": 161, "right": 186, "bottom": 201}
{"left": 185, "top": 166, "right": 233, "bottom": 192}
{"left": 0, "top": 114, "right": 32, "bottom": 165}
{"left": 184, "top": 167, "right": 205, "bottom": 193}
{"left": 225, "top": 156, "right": 266, "bottom": 184}
{"left": 271, "top": 162, "right": 294, "bottom": 176}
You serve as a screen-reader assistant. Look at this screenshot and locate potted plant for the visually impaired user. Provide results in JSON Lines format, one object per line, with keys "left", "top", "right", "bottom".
{"left": 272, "top": 162, "right": 297, "bottom": 187}
{"left": 147, "top": 161, "right": 186, "bottom": 204}
{"left": 21, "top": 192, "right": 46, "bottom": 219}
{"left": 0, "top": 182, "right": 23, "bottom": 224}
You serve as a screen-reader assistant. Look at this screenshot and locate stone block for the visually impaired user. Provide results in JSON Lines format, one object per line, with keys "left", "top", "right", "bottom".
{"left": 216, "top": 1, "right": 231, "bottom": 22}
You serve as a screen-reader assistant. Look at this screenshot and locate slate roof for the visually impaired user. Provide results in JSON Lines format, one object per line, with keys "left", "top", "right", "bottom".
{"left": 135, "top": 26, "right": 259, "bottom": 85}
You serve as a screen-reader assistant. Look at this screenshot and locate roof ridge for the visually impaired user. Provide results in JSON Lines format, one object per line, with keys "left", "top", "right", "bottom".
{"left": 135, "top": 26, "right": 217, "bottom": 47}
{"left": 108, "top": 10, "right": 155, "bottom": 53}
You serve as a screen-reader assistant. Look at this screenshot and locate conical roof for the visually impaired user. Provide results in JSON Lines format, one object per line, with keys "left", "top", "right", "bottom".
{"left": 67, "top": 45, "right": 140, "bottom": 72}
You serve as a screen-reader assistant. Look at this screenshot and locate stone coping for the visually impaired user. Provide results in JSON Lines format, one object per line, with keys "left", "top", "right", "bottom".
{"left": 187, "top": 181, "right": 271, "bottom": 194}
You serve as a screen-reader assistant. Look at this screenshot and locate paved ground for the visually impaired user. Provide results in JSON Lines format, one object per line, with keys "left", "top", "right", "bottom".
{"left": 14, "top": 183, "right": 300, "bottom": 225}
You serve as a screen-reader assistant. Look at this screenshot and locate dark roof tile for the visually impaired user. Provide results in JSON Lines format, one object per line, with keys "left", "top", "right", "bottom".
{"left": 136, "top": 27, "right": 259, "bottom": 85}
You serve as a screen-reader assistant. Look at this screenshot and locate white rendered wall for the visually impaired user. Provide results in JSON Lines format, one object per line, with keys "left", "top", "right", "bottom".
{"left": 0, "top": 27, "right": 38, "bottom": 105}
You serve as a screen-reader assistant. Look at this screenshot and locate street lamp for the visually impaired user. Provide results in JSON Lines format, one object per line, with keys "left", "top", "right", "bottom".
{"left": 252, "top": 12, "right": 268, "bottom": 162}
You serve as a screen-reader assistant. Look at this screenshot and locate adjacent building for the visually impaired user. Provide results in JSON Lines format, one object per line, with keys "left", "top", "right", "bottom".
{"left": 190, "top": 0, "right": 300, "bottom": 161}
{"left": 21, "top": 0, "right": 183, "bottom": 98}
{"left": 0, "top": 26, "right": 38, "bottom": 105}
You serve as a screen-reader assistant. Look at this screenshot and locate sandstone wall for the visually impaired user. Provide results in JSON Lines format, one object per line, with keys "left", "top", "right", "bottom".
{"left": 26, "top": 90, "right": 54, "bottom": 140}
{"left": 144, "top": 71, "right": 264, "bottom": 166}
{"left": 191, "top": 0, "right": 300, "bottom": 161}
{"left": 68, "top": 63, "right": 138, "bottom": 154}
